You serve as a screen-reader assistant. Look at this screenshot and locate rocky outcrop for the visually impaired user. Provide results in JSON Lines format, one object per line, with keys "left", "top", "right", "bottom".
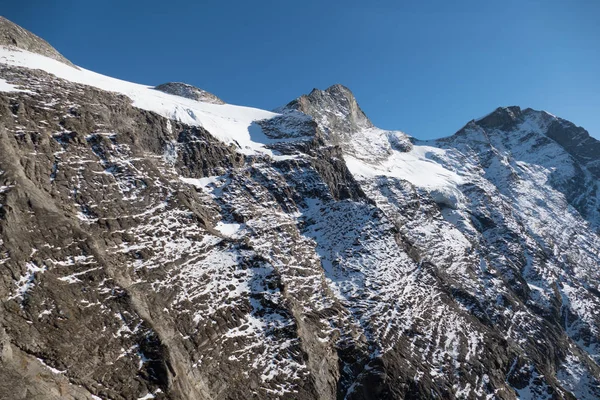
{"left": 278, "top": 84, "right": 412, "bottom": 161}
{"left": 278, "top": 84, "right": 373, "bottom": 142}
{"left": 0, "top": 16, "right": 75, "bottom": 67}
{"left": 154, "top": 82, "right": 225, "bottom": 104}
{"left": 464, "top": 106, "right": 600, "bottom": 229}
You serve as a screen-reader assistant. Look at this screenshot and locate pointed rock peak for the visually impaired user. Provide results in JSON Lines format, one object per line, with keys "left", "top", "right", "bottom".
{"left": 475, "top": 106, "right": 523, "bottom": 130}
{"left": 322, "top": 83, "right": 354, "bottom": 97}
{"left": 0, "top": 16, "right": 75, "bottom": 67}
{"left": 306, "top": 84, "right": 360, "bottom": 109}
{"left": 280, "top": 84, "right": 373, "bottom": 135}
{"left": 154, "top": 82, "right": 225, "bottom": 104}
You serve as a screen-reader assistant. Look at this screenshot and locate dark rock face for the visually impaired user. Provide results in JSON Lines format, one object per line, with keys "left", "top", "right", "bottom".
{"left": 1, "top": 17, "right": 600, "bottom": 400}
{"left": 0, "top": 64, "right": 372, "bottom": 400}
{"left": 543, "top": 117, "right": 600, "bottom": 176}
{"left": 475, "top": 106, "right": 524, "bottom": 131}
{"left": 0, "top": 16, "right": 75, "bottom": 67}
{"left": 256, "top": 110, "right": 317, "bottom": 140}
{"left": 154, "top": 82, "right": 225, "bottom": 104}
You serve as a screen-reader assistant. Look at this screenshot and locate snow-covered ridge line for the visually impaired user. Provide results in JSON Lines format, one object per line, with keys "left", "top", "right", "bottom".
{"left": 0, "top": 43, "right": 466, "bottom": 202}
{"left": 0, "top": 46, "right": 283, "bottom": 155}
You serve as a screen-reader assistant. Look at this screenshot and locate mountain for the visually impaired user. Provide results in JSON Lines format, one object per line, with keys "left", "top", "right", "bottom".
{"left": 1, "top": 16, "right": 600, "bottom": 400}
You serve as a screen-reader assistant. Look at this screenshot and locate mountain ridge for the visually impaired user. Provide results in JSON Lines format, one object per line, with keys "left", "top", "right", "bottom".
{"left": 1, "top": 17, "right": 600, "bottom": 400}
{"left": 0, "top": 16, "right": 75, "bottom": 67}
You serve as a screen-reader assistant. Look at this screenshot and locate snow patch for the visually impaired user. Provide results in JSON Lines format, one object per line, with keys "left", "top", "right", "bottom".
{"left": 8, "top": 262, "right": 47, "bottom": 302}
{"left": 0, "top": 46, "right": 293, "bottom": 156}
{"left": 346, "top": 143, "right": 465, "bottom": 208}
{"left": 36, "top": 357, "right": 66, "bottom": 374}
{"left": 215, "top": 221, "right": 242, "bottom": 237}
{"left": 0, "top": 77, "right": 30, "bottom": 93}
{"left": 180, "top": 176, "right": 220, "bottom": 189}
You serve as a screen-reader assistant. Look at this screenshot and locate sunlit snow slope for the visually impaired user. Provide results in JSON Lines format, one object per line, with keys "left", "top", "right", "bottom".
{"left": 0, "top": 46, "right": 308, "bottom": 156}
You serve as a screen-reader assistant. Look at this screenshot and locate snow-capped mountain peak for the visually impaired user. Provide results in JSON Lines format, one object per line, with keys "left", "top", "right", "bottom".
{"left": 1, "top": 16, "right": 600, "bottom": 400}
{"left": 278, "top": 83, "right": 373, "bottom": 138}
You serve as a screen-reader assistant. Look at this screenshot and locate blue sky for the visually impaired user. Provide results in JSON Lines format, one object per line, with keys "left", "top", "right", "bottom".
{"left": 4, "top": 1, "right": 599, "bottom": 139}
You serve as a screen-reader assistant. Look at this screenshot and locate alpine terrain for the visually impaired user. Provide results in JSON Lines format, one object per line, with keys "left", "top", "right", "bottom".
{"left": 1, "top": 16, "right": 600, "bottom": 400}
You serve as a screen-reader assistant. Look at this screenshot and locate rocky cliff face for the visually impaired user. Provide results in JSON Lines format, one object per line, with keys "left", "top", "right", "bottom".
{"left": 1, "top": 17, "right": 600, "bottom": 400}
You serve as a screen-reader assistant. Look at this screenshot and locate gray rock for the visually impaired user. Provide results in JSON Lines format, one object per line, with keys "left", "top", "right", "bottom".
{"left": 278, "top": 84, "right": 373, "bottom": 142}
{"left": 154, "top": 82, "right": 225, "bottom": 104}
{"left": 0, "top": 16, "right": 75, "bottom": 67}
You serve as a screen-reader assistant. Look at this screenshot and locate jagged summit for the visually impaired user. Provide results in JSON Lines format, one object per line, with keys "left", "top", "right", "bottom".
{"left": 279, "top": 84, "right": 373, "bottom": 138}
{"left": 475, "top": 105, "right": 524, "bottom": 130}
{"left": 0, "top": 16, "right": 74, "bottom": 67}
{"left": 278, "top": 84, "right": 411, "bottom": 160}
{"left": 466, "top": 105, "right": 600, "bottom": 176}
{"left": 154, "top": 82, "right": 225, "bottom": 104}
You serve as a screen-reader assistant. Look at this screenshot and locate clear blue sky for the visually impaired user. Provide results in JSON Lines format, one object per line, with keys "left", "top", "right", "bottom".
{"left": 4, "top": 1, "right": 599, "bottom": 139}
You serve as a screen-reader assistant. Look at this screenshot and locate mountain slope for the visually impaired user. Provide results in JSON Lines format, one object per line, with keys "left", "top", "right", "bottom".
{"left": 0, "top": 16, "right": 74, "bottom": 67}
{"left": 288, "top": 91, "right": 600, "bottom": 399}
{"left": 1, "top": 17, "right": 600, "bottom": 400}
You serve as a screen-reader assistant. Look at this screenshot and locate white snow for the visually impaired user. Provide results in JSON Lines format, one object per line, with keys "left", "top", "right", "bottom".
{"left": 0, "top": 77, "right": 31, "bottom": 93}
{"left": 35, "top": 357, "right": 66, "bottom": 374}
{"left": 179, "top": 176, "right": 220, "bottom": 189}
{"left": 214, "top": 221, "right": 242, "bottom": 236}
{"left": 0, "top": 77, "right": 19, "bottom": 92}
{"left": 0, "top": 46, "right": 284, "bottom": 155}
{"left": 57, "top": 266, "right": 101, "bottom": 284}
{"left": 8, "top": 262, "right": 47, "bottom": 302}
{"left": 557, "top": 351, "right": 599, "bottom": 399}
{"left": 346, "top": 142, "right": 465, "bottom": 208}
